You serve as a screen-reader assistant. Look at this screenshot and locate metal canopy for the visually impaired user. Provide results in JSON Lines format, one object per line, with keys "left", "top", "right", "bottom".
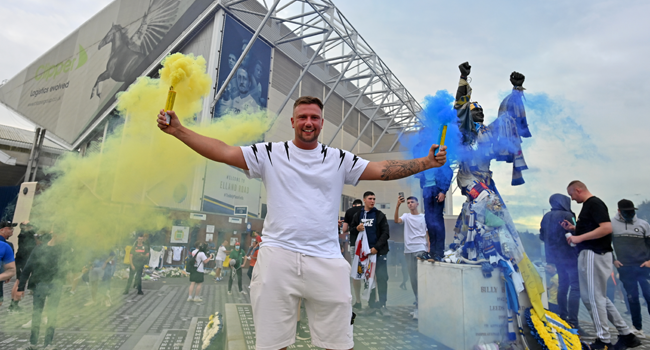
{"left": 219, "top": 0, "right": 423, "bottom": 152}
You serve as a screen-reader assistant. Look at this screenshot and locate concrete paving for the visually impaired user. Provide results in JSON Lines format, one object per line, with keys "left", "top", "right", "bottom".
{"left": 1, "top": 265, "right": 650, "bottom": 350}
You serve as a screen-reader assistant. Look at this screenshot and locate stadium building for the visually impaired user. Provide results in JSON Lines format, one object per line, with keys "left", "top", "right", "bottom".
{"left": 0, "top": 0, "right": 455, "bottom": 241}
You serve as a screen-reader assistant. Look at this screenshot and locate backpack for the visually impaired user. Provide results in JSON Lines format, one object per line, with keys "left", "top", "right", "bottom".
{"left": 185, "top": 250, "right": 202, "bottom": 273}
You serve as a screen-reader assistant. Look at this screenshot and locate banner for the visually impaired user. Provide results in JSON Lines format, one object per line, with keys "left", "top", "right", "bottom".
{"left": 213, "top": 14, "right": 272, "bottom": 118}
{"left": 202, "top": 162, "right": 262, "bottom": 217}
{"left": 0, "top": 0, "right": 214, "bottom": 145}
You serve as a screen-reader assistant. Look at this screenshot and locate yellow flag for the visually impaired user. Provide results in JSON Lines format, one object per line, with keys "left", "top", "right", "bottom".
{"left": 518, "top": 253, "right": 547, "bottom": 322}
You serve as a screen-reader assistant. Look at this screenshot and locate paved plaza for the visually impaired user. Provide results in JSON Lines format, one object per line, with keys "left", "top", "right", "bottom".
{"left": 2, "top": 265, "right": 650, "bottom": 350}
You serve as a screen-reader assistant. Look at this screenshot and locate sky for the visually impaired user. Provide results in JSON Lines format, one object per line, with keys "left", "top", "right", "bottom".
{"left": 1, "top": 0, "right": 649, "bottom": 231}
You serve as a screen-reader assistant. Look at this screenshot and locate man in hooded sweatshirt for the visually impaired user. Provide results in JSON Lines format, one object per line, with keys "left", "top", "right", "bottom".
{"left": 350, "top": 191, "right": 391, "bottom": 316}
{"left": 540, "top": 194, "right": 580, "bottom": 328}
{"left": 612, "top": 199, "right": 650, "bottom": 338}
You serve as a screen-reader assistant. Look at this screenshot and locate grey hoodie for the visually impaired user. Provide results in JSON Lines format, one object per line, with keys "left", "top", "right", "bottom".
{"left": 540, "top": 194, "right": 577, "bottom": 264}
{"left": 612, "top": 212, "right": 650, "bottom": 266}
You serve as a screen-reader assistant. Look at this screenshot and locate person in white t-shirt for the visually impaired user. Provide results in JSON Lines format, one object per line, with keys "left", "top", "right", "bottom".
{"left": 394, "top": 195, "right": 428, "bottom": 320}
{"left": 188, "top": 242, "right": 213, "bottom": 302}
{"left": 214, "top": 241, "right": 229, "bottom": 282}
{"left": 157, "top": 96, "right": 447, "bottom": 350}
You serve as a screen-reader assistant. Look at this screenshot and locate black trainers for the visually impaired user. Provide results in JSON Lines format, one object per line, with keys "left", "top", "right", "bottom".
{"left": 614, "top": 332, "right": 642, "bottom": 350}
{"left": 352, "top": 302, "right": 362, "bottom": 310}
{"left": 590, "top": 339, "right": 612, "bottom": 349}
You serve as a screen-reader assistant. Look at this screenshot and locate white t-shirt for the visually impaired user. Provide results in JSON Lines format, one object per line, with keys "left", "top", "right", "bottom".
{"left": 194, "top": 250, "right": 208, "bottom": 273}
{"left": 401, "top": 213, "right": 428, "bottom": 253}
{"left": 216, "top": 246, "right": 227, "bottom": 261}
{"left": 241, "top": 141, "right": 369, "bottom": 258}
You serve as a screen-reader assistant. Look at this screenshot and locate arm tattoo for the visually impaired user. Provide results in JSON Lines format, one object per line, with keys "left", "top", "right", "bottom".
{"left": 380, "top": 159, "right": 427, "bottom": 180}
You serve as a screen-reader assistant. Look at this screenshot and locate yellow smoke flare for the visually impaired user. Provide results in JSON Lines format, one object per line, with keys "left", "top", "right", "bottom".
{"left": 30, "top": 53, "right": 274, "bottom": 256}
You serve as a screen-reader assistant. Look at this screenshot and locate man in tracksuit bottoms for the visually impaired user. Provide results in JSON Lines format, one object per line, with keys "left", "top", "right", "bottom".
{"left": 612, "top": 199, "right": 650, "bottom": 338}
{"left": 350, "top": 191, "right": 391, "bottom": 317}
{"left": 564, "top": 181, "right": 641, "bottom": 349}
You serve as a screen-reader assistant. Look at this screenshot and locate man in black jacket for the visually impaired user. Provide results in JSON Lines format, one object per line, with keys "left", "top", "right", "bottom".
{"left": 539, "top": 194, "right": 580, "bottom": 328}
{"left": 350, "top": 191, "right": 391, "bottom": 316}
{"left": 16, "top": 232, "right": 66, "bottom": 349}
{"left": 9, "top": 221, "right": 38, "bottom": 312}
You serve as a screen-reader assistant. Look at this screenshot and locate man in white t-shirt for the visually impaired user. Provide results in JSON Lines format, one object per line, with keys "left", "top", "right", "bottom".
{"left": 214, "top": 241, "right": 229, "bottom": 282}
{"left": 188, "top": 242, "right": 212, "bottom": 302}
{"left": 394, "top": 195, "right": 428, "bottom": 320}
{"left": 157, "top": 96, "right": 447, "bottom": 350}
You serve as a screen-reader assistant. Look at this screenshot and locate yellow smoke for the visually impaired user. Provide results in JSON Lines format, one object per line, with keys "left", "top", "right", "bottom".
{"left": 30, "top": 53, "right": 274, "bottom": 256}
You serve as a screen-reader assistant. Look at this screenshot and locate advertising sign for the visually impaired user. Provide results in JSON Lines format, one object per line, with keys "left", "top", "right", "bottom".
{"left": 234, "top": 206, "right": 248, "bottom": 216}
{"left": 213, "top": 14, "right": 272, "bottom": 118}
{"left": 202, "top": 162, "right": 261, "bottom": 217}
{"left": 0, "top": 0, "right": 215, "bottom": 145}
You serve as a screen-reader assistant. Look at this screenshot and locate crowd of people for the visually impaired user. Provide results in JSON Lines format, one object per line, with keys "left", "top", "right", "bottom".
{"left": 3, "top": 92, "right": 648, "bottom": 350}
{"left": 540, "top": 181, "right": 648, "bottom": 349}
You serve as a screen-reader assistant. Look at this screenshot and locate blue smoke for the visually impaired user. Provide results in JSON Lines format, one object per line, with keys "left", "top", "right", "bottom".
{"left": 401, "top": 90, "right": 461, "bottom": 189}
{"left": 521, "top": 92, "right": 605, "bottom": 161}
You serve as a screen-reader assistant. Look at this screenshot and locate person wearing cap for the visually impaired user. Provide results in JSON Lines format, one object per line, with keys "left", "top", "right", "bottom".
{"left": 0, "top": 220, "right": 16, "bottom": 251}
{"left": 0, "top": 220, "right": 17, "bottom": 307}
{"left": 563, "top": 181, "right": 641, "bottom": 349}
{"left": 612, "top": 199, "right": 650, "bottom": 338}
{"left": 227, "top": 241, "right": 246, "bottom": 295}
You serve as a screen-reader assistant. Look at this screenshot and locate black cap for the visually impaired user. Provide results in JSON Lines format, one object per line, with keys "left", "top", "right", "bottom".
{"left": 0, "top": 221, "right": 17, "bottom": 229}
{"left": 618, "top": 199, "right": 637, "bottom": 211}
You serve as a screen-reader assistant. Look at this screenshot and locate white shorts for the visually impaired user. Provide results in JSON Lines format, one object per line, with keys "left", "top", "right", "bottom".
{"left": 251, "top": 245, "right": 354, "bottom": 350}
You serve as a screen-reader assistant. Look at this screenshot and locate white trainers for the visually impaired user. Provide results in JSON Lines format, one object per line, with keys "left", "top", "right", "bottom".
{"left": 187, "top": 297, "right": 193, "bottom": 302}
{"left": 240, "top": 290, "right": 247, "bottom": 295}
{"left": 194, "top": 297, "right": 203, "bottom": 302}
{"left": 412, "top": 309, "right": 419, "bottom": 320}
{"left": 22, "top": 317, "right": 47, "bottom": 329}
{"left": 84, "top": 300, "right": 95, "bottom": 307}
{"left": 633, "top": 328, "right": 646, "bottom": 338}
{"left": 228, "top": 291, "right": 232, "bottom": 295}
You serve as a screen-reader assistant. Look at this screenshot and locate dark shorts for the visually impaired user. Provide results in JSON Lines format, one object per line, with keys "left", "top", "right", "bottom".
{"left": 0, "top": 281, "right": 3, "bottom": 302}
{"left": 189, "top": 271, "right": 204, "bottom": 283}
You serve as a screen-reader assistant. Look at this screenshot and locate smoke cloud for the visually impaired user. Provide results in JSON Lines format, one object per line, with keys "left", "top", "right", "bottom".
{"left": 29, "top": 52, "right": 274, "bottom": 257}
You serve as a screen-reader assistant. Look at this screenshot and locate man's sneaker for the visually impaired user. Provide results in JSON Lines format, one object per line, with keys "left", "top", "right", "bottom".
{"left": 412, "top": 309, "right": 419, "bottom": 320}
{"left": 137, "top": 291, "right": 144, "bottom": 295}
{"left": 296, "top": 324, "right": 310, "bottom": 341}
{"left": 352, "top": 302, "right": 362, "bottom": 310}
{"left": 194, "top": 297, "right": 203, "bottom": 302}
{"left": 22, "top": 317, "right": 47, "bottom": 329}
{"left": 632, "top": 328, "right": 646, "bottom": 339}
{"left": 240, "top": 290, "right": 247, "bottom": 295}
{"left": 614, "top": 332, "right": 642, "bottom": 349}
{"left": 227, "top": 291, "right": 232, "bottom": 295}
{"left": 84, "top": 300, "right": 95, "bottom": 307}
{"left": 187, "top": 297, "right": 194, "bottom": 302}
{"left": 379, "top": 306, "right": 392, "bottom": 317}
{"left": 590, "top": 339, "right": 612, "bottom": 349}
